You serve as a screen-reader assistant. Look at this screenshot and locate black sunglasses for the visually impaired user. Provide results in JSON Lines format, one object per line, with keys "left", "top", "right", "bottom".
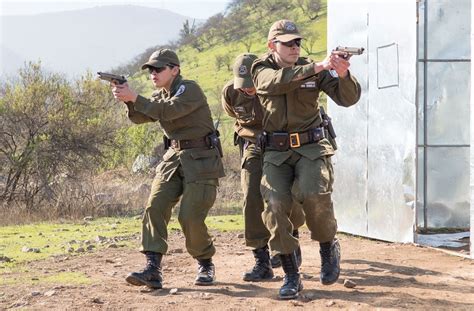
{"left": 274, "top": 39, "right": 302, "bottom": 48}
{"left": 148, "top": 67, "right": 166, "bottom": 74}
{"left": 148, "top": 65, "right": 174, "bottom": 74}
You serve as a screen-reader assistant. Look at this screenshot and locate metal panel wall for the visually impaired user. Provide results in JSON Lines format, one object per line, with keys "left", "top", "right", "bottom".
{"left": 470, "top": 0, "right": 474, "bottom": 259}
{"left": 425, "top": 147, "right": 470, "bottom": 227}
{"left": 327, "top": 0, "right": 368, "bottom": 237}
{"left": 366, "top": 2, "right": 417, "bottom": 242}
{"left": 419, "top": 0, "right": 471, "bottom": 229}
{"left": 328, "top": 0, "right": 417, "bottom": 242}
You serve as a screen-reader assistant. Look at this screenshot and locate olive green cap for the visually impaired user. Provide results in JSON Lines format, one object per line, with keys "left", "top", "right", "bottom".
{"left": 233, "top": 53, "right": 257, "bottom": 89}
{"left": 141, "top": 49, "right": 180, "bottom": 70}
{"left": 267, "top": 19, "right": 302, "bottom": 42}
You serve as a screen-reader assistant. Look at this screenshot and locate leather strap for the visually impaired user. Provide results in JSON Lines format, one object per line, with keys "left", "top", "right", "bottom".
{"left": 170, "top": 137, "right": 209, "bottom": 150}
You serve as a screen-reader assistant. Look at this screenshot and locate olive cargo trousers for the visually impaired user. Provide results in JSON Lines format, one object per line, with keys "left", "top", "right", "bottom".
{"left": 242, "top": 143, "right": 306, "bottom": 250}
{"left": 141, "top": 165, "right": 217, "bottom": 260}
{"left": 261, "top": 150, "right": 336, "bottom": 255}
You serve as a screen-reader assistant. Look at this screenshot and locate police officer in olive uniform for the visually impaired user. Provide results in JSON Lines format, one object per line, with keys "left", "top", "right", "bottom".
{"left": 112, "top": 49, "right": 225, "bottom": 289}
{"left": 221, "top": 54, "right": 306, "bottom": 281}
{"left": 251, "top": 20, "right": 361, "bottom": 299}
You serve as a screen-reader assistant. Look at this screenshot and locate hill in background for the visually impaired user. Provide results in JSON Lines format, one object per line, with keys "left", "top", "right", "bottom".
{"left": 0, "top": 5, "right": 201, "bottom": 78}
{"left": 126, "top": 0, "right": 328, "bottom": 109}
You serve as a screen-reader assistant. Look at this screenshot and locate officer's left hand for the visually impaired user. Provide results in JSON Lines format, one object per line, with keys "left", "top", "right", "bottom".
{"left": 112, "top": 83, "right": 138, "bottom": 103}
{"left": 329, "top": 54, "right": 350, "bottom": 78}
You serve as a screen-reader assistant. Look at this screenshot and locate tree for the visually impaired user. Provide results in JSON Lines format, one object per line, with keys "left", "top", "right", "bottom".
{"left": 295, "top": 0, "right": 322, "bottom": 21}
{"left": 0, "top": 62, "right": 118, "bottom": 207}
{"left": 215, "top": 54, "right": 233, "bottom": 71}
{"left": 300, "top": 29, "right": 321, "bottom": 55}
{"left": 178, "top": 19, "right": 197, "bottom": 46}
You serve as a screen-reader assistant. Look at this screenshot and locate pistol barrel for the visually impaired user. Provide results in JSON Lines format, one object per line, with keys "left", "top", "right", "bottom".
{"left": 333, "top": 46, "right": 365, "bottom": 55}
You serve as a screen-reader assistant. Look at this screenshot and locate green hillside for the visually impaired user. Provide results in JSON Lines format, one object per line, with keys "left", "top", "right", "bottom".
{"left": 119, "top": 0, "right": 328, "bottom": 153}
{"left": 0, "top": 0, "right": 329, "bottom": 223}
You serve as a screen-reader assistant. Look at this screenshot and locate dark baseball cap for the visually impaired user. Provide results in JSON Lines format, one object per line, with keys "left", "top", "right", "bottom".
{"left": 233, "top": 53, "right": 257, "bottom": 89}
{"left": 267, "top": 19, "right": 303, "bottom": 42}
{"left": 141, "top": 49, "right": 180, "bottom": 70}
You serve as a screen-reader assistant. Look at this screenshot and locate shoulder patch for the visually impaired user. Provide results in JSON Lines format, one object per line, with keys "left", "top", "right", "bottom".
{"left": 284, "top": 21, "right": 296, "bottom": 31}
{"left": 175, "top": 84, "right": 186, "bottom": 96}
{"left": 239, "top": 65, "right": 248, "bottom": 75}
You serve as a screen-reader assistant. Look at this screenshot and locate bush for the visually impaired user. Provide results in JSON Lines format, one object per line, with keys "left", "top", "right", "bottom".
{"left": 0, "top": 62, "right": 119, "bottom": 210}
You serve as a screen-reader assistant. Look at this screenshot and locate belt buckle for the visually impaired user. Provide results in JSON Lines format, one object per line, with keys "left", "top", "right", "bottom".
{"left": 172, "top": 140, "right": 181, "bottom": 150}
{"left": 289, "top": 133, "right": 300, "bottom": 148}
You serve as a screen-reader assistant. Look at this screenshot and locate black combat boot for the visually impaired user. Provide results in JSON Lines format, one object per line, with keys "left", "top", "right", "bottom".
{"left": 293, "top": 230, "right": 302, "bottom": 268}
{"left": 195, "top": 258, "right": 215, "bottom": 285}
{"left": 243, "top": 245, "right": 274, "bottom": 281}
{"left": 319, "top": 239, "right": 341, "bottom": 285}
{"left": 278, "top": 252, "right": 303, "bottom": 300}
{"left": 125, "top": 251, "right": 163, "bottom": 289}
{"left": 270, "top": 254, "right": 282, "bottom": 268}
{"left": 272, "top": 230, "right": 302, "bottom": 268}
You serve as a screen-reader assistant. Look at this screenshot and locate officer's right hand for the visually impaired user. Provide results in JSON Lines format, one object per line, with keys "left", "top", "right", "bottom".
{"left": 112, "top": 83, "right": 138, "bottom": 103}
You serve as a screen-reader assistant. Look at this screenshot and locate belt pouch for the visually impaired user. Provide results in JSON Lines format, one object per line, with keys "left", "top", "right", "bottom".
{"left": 271, "top": 132, "right": 289, "bottom": 151}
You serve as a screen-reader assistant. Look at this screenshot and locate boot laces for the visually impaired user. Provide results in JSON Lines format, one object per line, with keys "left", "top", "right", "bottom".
{"left": 198, "top": 262, "right": 214, "bottom": 277}
{"left": 251, "top": 259, "right": 269, "bottom": 274}
{"left": 283, "top": 273, "right": 299, "bottom": 287}
{"left": 320, "top": 246, "right": 333, "bottom": 269}
{"left": 143, "top": 253, "right": 160, "bottom": 272}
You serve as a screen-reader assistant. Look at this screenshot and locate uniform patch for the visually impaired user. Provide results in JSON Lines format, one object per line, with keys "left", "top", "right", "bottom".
{"left": 175, "top": 84, "right": 186, "bottom": 96}
{"left": 234, "top": 106, "right": 245, "bottom": 113}
{"left": 239, "top": 65, "right": 248, "bottom": 75}
{"left": 329, "top": 70, "right": 339, "bottom": 78}
{"left": 300, "top": 81, "right": 316, "bottom": 88}
{"left": 284, "top": 21, "right": 296, "bottom": 31}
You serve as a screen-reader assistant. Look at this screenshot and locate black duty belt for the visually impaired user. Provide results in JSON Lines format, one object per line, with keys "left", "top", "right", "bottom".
{"left": 170, "top": 137, "right": 209, "bottom": 150}
{"left": 163, "top": 132, "right": 223, "bottom": 157}
{"left": 261, "top": 127, "right": 325, "bottom": 151}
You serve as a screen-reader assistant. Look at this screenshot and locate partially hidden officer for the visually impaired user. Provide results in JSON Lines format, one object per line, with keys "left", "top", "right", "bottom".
{"left": 112, "top": 49, "right": 225, "bottom": 289}
{"left": 221, "top": 53, "right": 306, "bottom": 282}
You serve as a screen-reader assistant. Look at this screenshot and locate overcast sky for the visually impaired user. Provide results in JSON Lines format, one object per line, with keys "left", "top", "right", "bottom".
{"left": 0, "top": 0, "right": 231, "bottom": 19}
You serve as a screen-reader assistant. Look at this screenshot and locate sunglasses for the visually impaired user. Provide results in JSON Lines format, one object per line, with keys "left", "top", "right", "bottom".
{"left": 274, "top": 39, "right": 302, "bottom": 48}
{"left": 148, "top": 65, "right": 174, "bottom": 74}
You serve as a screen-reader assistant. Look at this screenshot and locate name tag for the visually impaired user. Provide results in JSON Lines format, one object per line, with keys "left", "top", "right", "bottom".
{"left": 300, "top": 81, "right": 316, "bottom": 89}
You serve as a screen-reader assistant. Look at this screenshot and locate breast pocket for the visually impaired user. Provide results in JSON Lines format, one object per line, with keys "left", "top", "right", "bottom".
{"left": 296, "top": 87, "right": 319, "bottom": 107}
{"left": 232, "top": 104, "right": 254, "bottom": 122}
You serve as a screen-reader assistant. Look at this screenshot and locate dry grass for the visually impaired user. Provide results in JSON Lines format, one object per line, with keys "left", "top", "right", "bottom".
{"left": 0, "top": 151, "right": 244, "bottom": 226}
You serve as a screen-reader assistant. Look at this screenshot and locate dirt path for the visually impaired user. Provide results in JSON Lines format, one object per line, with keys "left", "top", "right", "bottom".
{"left": 2, "top": 229, "right": 474, "bottom": 310}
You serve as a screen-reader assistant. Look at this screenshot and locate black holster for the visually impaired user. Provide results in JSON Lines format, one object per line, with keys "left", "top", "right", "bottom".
{"left": 163, "top": 136, "right": 171, "bottom": 150}
{"left": 320, "top": 107, "right": 338, "bottom": 150}
{"left": 207, "top": 132, "right": 223, "bottom": 157}
{"left": 257, "top": 132, "right": 268, "bottom": 153}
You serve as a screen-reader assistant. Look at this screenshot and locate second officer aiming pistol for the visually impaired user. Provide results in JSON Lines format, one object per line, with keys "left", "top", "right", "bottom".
{"left": 331, "top": 46, "right": 365, "bottom": 59}
{"left": 97, "top": 72, "right": 127, "bottom": 85}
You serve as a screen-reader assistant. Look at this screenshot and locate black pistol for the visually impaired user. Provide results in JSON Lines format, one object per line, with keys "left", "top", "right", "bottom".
{"left": 97, "top": 72, "right": 127, "bottom": 85}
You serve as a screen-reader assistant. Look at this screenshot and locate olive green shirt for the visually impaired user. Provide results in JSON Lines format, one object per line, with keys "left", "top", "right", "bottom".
{"left": 125, "top": 75, "right": 225, "bottom": 182}
{"left": 251, "top": 53, "right": 361, "bottom": 162}
{"left": 126, "top": 75, "right": 215, "bottom": 141}
{"left": 221, "top": 80, "right": 264, "bottom": 143}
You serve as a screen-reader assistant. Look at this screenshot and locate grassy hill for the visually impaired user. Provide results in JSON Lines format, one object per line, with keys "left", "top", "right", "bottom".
{"left": 125, "top": 0, "right": 328, "bottom": 153}
{"left": 0, "top": 1, "right": 329, "bottom": 223}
